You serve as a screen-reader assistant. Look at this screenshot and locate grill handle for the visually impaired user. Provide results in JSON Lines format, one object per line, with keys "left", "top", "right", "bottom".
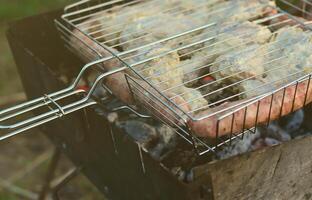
{"left": 0, "top": 63, "right": 128, "bottom": 141}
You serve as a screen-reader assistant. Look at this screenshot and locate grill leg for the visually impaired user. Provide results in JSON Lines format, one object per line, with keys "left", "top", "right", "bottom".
{"left": 38, "top": 148, "right": 61, "bottom": 200}
{"left": 50, "top": 167, "right": 81, "bottom": 200}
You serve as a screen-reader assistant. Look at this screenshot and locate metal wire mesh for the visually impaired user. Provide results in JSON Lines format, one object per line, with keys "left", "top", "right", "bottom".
{"left": 57, "top": 0, "right": 312, "bottom": 154}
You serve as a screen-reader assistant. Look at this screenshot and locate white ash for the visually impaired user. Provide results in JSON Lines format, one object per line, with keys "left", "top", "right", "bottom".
{"left": 106, "top": 112, "right": 119, "bottom": 124}
{"left": 93, "top": 97, "right": 179, "bottom": 161}
{"left": 171, "top": 167, "right": 194, "bottom": 183}
{"left": 217, "top": 109, "right": 307, "bottom": 160}
{"left": 250, "top": 137, "right": 282, "bottom": 151}
{"left": 216, "top": 130, "right": 261, "bottom": 160}
{"left": 171, "top": 167, "right": 186, "bottom": 182}
{"left": 147, "top": 125, "right": 178, "bottom": 161}
{"left": 116, "top": 120, "right": 178, "bottom": 161}
{"left": 264, "top": 121, "right": 292, "bottom": 142}
{"left": 283, "top": 109, "right": 305, "bottom": 136}
{"left": 91, "top": 83, "right": 179, "bottom": 160}
{"left": 263, "top": 137, "right": 281, "bottom": 146}
{"left": 117, "top": 120, "right": 158, "bottom": 144}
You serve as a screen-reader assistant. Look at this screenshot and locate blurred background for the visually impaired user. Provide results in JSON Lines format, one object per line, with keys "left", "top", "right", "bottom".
{"left": 0, "top": 0, "right": 105, "bottom": 199}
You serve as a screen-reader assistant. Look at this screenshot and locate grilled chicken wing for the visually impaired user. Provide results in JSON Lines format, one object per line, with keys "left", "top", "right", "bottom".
{"left": 127, "top": 46, "right": 183, "bottom": 92}
{"left": 119, "top": 14, "right": 195, "bottom": 51}
{"left": 127, "top": 45, "right": 208, "bottom": 112}
{"left": 202, "top": 21, "right": 272, "bottom": 65}
{"left": 210, "top": 44, "right": 266, "bottom": 82}
{"left": 84, "top": 1, "right": 170, "bottom": 46}
{"left": 179, "top": 87, "right": 208, "bottom": 112}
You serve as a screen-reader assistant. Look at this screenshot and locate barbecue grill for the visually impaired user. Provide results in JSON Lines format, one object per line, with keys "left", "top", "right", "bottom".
{"left": 3, "top": 0, "right": 312, "bottom": 199}
{"left": 1, "top": 0, "right": 312, "bottom": 154}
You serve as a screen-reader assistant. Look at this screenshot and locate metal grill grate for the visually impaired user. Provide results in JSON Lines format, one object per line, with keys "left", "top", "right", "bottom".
{"left": 55, "top": 0, "right": 312, "bottom": 154}
{"left": 1, "top": 0, "right": 312, "bottom": 155}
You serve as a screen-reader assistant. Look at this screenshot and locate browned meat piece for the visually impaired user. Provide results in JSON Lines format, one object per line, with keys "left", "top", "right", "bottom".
{"left": 177, "top": 87, "right": 208, "bottom": 112}
{"left": 236, "top": 79, "right": 271, "bottom": 99}
{"left": 180, "top": 52, "right": 210, "bottom": 87}
{"left": 119, "top": 14, "right": 195, "bottom": 51}
{"left": 82, "top": 2, "right": 165, "bottom": 46}
{"left": 126, "top": 45, "right": 183, "bottom": 92}
{"left": 179, "top": 21, "right": 271, "bottom": 90}
{"left": 210, "top": 44, "right": 266, "bottom": 82}
{"left": 126, "top": 46, "right": 209, "bottom": 111}
{"left": 204, "top": 0, "right": 276, "bottom": 23}
{"left": 188, "top": 26, "right": 312, "bottom": 138}
{"left": 188, "top": 79, "right": 312, "bottom": 137}
{"left": 230, "top": 26, "right": 312, "bottom": 99}
{"left": 202, "top": 21, "right": 272, "bottom": 66}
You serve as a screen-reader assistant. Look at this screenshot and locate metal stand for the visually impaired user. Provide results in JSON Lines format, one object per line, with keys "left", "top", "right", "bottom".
{"left": 38, "top": 148, "right": 81, "bottom": 200}
{"left": 38, "top": 148, "right": 61, "bottom": 200}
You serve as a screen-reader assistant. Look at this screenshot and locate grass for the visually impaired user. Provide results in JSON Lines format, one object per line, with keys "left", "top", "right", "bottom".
{"left": 0, "top": 0, "right": 74, "bottom": 21}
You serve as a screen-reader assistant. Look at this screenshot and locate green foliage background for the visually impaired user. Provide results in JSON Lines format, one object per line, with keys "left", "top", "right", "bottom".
{"left": 0, "top": 0, "right": 74, "bottom": 21}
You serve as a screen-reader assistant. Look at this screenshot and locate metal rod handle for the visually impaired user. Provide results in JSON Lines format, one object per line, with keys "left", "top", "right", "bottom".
{"left": 0, "top": 90, "right": 94, "bottom": 141}
{"left": 0, "top": 62, "right": 128, "bottom": 141}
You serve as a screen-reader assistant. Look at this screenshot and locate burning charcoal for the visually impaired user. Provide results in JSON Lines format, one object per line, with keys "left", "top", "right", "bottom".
{"left": 156, "top": 125, "right": 177, "bottom": 145}
{"left": 250, "top": 137, "right": 281, "bottom": 149}
{"left": 216, "top": 130, "right": 261, "bottom": 160}
{"left": 282, "top": 109, "right": 304, "bottom": 136}
{"left": 171, "top": 167, "right": 186, "bottom": 182}
{"left": 117, "top": 120, "right": 158, "bottom": 148}
{"left": 149, "top": 125, "right": 178, "bottom": 160}
{"left": 264, "top": 121, "right": 292, "bottom": 142}
{"left": 258, "top": 109, "right": 304, "bottom": 141}
{"left": 170, "top": 167, "right": 194, "bottom": 183}
{"left": 251, "top": 138, "right": 266, "bottom": 150}
{"left": 185, "top": 169, "right": 194, "bottom": 183}
{"left": 264, "top": 137, "right": 281, "bottom": 146}
{"left": 106, "top": 112, "right": 119, "bottom": 124}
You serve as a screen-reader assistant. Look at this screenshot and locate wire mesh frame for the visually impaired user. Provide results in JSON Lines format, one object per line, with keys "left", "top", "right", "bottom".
{"left": 126, "top": 62, "right": 312, "bottom": 154}
{"left": 58, "top": 0, "right": 312, "bottom": 154}
{"left": 60, "top": 0, "right": 312, "bottom": 117}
